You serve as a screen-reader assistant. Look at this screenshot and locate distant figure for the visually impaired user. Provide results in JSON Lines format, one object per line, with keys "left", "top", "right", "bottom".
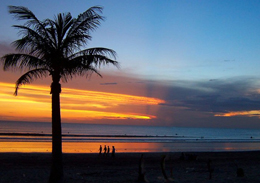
{"left": 104, "top": 145, "right": 107, "bottom": 156}
{"left": 107, "top": 146, "right": 110, "bottom": 156}
{"left": 112, "top": 146, "right": 116, "bottom": 157}
{"left": 99, "top": 145, "right": 102, "bottom": 155}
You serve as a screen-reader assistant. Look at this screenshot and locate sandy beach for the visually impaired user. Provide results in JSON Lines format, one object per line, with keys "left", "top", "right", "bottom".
{"left": 0, "top": 151, "right": 260, "bottom": 183}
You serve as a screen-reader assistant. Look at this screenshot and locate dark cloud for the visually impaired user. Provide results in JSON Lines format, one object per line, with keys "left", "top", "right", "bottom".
{"left": 139, "top": 77, "right": 260, "bottom": 128}
{"left": 160, "top": 77, "right": 260, "bottom": 113}
{"left": 181, "top": 96, "right": 260, "bottom": 113}
{"left": 100, "top": 82, "right": 117, "bottom": 85}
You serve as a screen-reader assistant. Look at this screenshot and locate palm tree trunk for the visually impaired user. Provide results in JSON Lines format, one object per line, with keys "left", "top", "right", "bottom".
{"left": 49, "top": 81, "right": 63, "bottom": 183}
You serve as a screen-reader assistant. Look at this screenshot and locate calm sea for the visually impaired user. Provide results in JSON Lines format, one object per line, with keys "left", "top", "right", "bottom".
{"left": 0, "top": 121, "right": 260, "bottom": 153}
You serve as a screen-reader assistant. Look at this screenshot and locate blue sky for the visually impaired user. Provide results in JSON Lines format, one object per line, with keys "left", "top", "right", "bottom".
{"left": 1, "top": 0, "right": 260, "bottom": 128}
{"left": 1, "top": 0, "right": 260, "bottom": 80}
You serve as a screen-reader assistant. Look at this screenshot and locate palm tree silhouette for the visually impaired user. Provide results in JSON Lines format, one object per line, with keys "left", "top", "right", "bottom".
{"left": 1, "top": 6, "right": 118, "bottom": 182}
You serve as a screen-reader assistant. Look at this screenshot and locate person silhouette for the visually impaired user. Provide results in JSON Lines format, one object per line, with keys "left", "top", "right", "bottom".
{"left": 99, "top": 145, "right": 102, "bottom": 155}
{"left": 107, "top": 146, "right": 110, "bottom": 156}
{"left": 104, "top": 145, "right": 107, "bottom": 156}
{"left": 112, "top": 146, "right": 115, "bottom": 157}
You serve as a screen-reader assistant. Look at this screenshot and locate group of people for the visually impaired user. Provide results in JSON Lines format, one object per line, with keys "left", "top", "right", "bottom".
{"left": 99, "top": 145, "right": 115, "bottom": 157}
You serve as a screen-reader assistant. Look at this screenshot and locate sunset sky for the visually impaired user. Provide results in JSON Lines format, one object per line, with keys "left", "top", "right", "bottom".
{"left": 1, "top": 0, "right": 260, "bottom": 128}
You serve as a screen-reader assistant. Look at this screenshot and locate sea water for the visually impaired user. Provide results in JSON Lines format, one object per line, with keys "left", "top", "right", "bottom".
{"left": 0, "top": 121, "right": 260, "bottom": 153}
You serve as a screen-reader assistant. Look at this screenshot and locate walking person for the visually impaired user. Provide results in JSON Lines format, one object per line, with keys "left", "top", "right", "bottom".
{"left": 112, "top": 146, "right": 116, "bottom": 157}
{"left": 104, "top": 145, "right": 107, "bottom": 156}
{"left": 99, "top": 145, "right": 102, "bottom": 155}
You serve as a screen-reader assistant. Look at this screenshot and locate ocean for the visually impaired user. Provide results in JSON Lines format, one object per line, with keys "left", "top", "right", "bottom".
{"left": 0, "top": 121, "right": 260, "bottom": 153}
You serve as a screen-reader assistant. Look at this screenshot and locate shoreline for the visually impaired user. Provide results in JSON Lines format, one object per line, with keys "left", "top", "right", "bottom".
{"left": 1, "top": 151, "right": 260, "bottom": 182}
{"left": 0, "top": 132, "right": 258, "bottom": 140}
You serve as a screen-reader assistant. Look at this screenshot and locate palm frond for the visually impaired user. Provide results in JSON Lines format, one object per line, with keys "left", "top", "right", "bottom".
{"left": 45, "top": 19, "right": 58, "bottom": 48}
{"left": 61, "top": 63, "right": 102, "bottom": 82}
{"left": 86, "top": 47, "right": 117, "bottom": 59}
{"left": 69, "top": 47, "right": 118, "bottom": 68}
{"left": 12, "top": 25, "right": 53, "bottom": 54}
{"left": 9, "top": 6, "right": 46, "bottom": 31}
{"left": 55, "top": 13, "right": 73, "bottom": 45}
{"left": 9, "top": 6, "right": 37, "bottom": 22}
{"left": 64, "top": 6, "right": 104, "bottom": 50}
{"left": 70, "top": 47, "right": 117, "bottom": 59}
{"left": 80, "top": 64, "right": 102, "bottom": 78}
{"left": 62, "top": 35, "right": 92, "bottom": 56}
{"left": 1, "top": 53, "right": 47, "bottom": 71}
{"left": 14, "top": 68, "right": 49, "bottom": 95}
{"left": 71, "top": 6, "right": 104, "bottom": 32}
{"left": 9, "top": 6, "right": 53, "bottom": 49}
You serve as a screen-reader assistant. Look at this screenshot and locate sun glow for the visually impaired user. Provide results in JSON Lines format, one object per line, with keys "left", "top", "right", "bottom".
{"left": 0, "top": 82, "right": 164, "bottom": 122}
{"left": 62, "top": 108, "right": 154, "bottom": 120}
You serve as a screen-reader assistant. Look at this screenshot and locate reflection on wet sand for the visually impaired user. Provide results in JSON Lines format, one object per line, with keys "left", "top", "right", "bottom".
{"left": 1, "top": 141, "right": 260, "bottom": 153}
{"left": 0, "top": 142, "right": 166, "bottom": 153}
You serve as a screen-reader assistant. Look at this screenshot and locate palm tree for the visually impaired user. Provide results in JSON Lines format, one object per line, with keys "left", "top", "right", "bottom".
{"left": 1, "top": 6, "right": 118, "bottom": 183}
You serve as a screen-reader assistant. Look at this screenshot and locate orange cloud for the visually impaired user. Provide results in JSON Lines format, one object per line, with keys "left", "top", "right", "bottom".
{"left": 0, "top": 82, "right": 164, "bottom": 122}
{"left": 215, "top": 110, "right": 260, "bottom": 118}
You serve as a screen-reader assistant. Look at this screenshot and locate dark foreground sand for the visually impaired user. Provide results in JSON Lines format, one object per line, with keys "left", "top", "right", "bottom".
{"left": 0, "top": 151, "right": 260, "bottom": 183}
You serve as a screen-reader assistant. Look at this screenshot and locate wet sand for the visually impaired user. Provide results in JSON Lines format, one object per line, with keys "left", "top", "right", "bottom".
{"left": 0, "top": 151, "right": 260, "bottom": 182}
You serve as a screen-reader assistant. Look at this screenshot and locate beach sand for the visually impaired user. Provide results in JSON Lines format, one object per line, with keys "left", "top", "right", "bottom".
{"left": 0, "top": 151, "right": 260, "bottom": 183}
